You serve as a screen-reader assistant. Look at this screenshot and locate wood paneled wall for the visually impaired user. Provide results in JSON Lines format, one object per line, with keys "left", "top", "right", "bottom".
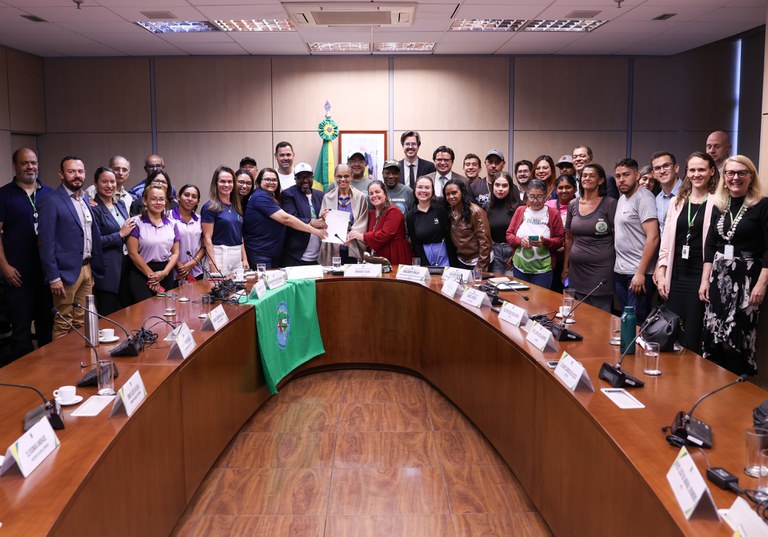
{"left": 0, "top": 33, "right": 756, "bottom": 194}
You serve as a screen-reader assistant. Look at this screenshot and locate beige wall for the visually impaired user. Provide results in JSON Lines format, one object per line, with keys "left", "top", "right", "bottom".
{"left": 0, "top": 35, "right": 751, "bottom": 195}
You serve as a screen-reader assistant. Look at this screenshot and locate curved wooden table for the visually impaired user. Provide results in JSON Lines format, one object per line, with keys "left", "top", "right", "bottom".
{"left": 0, "top": 274, "right": 764, "bottom": 536}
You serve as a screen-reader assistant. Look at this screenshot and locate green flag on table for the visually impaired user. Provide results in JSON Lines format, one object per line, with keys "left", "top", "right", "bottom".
{"left": 245, "top": 279, "right": 325, "bottom": 394}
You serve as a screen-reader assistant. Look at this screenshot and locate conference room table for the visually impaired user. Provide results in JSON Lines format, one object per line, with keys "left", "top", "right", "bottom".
{"left": 0, "top": 271, "right": 765, "bottom": 536}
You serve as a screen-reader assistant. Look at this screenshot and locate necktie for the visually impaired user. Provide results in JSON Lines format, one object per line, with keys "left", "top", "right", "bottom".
{"left": 409, "top": 164, "right": 415, "bottom": 187}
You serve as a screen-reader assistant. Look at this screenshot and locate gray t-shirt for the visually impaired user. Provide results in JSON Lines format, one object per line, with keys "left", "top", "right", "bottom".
{"left": 566, "top": 196, "right": 617, "bottom": 296}
{"left": 387, "top": 183, "right": 414, "bottom": 216}
{"left": 614, "top": 187, "right": 658, "bottom": 275}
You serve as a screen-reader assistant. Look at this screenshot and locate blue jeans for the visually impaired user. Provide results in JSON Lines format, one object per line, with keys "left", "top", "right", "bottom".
{"left": 613, "top": 272, "right": 655, "bottom": 324}
{"left": 512, "top": 268, "right": 553, "bottom": 289}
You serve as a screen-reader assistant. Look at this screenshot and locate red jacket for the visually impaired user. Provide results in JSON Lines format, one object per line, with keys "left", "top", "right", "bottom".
{"left": 364, "top": 206, "right": 413, "bottom": 265}
{"left": 505, "top": 205, "right": 565, "bottom": 252}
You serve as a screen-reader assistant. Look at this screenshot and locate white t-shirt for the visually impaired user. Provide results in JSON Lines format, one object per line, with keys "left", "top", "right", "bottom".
{"left": 278, "top": 171, "right": 295, "bottom": 193}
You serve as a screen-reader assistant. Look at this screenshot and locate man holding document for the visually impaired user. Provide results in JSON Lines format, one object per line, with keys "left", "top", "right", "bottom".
{"left": 319, "top": 164, "right": 369, "bottom": 265}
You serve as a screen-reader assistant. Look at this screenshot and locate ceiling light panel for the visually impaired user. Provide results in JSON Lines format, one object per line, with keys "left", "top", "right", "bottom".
{"left": 213, "top": 19, "right": 294, "bottom": 32}
{"left": 136, "top": 20, "right": 221, "bottom": 33}
{"left": 308, "top": 41, "right": 370, "bottom": 53}
{"left": 449, "top": 19, "right": 527, "bottom": 32}
{"left": 524, "top": 19, "right": 607, "bottom": 32}
{"left": 374, "top": 42, "right": 435, "bottom": 52}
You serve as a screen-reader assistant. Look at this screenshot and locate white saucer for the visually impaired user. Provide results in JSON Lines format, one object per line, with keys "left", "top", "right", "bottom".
{"left": 55, "top": 395, "right": 83, "bottom": 407}
{"left": 99, "top": 335, "right": 120, "bottom": 343}
{"left": 555, "top": 313, "right": 576, "bottom": 324}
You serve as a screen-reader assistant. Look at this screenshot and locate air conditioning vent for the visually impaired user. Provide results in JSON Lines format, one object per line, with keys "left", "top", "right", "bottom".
{"left": 286, "top": 3, "right": 416, "bottom": 27}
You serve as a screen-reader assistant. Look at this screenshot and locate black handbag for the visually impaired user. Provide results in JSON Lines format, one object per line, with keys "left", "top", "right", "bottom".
{"left": 642, "top": 304, "right": 682, "bottom": 352}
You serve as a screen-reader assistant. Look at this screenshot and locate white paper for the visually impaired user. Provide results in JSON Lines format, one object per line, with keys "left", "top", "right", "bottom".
{"left": 285, "top": 265, "right": 324, "bottom": 280}
{"left": 460, "top": 287, "right": 489, "bottom": 308}
{"left": 442, "top": 267, "right": 472, "bottom": 283}
{"left": 323, "top": 210, "right": 349, "bottom": 244}
{"left": 396, "top": 265, "right": 429, "bottom": 283}
{"left": 666, "top": 446, "right": 720, "bottom": 521}
{"left": 720, "top": 497, "right": 768, "bottom": 536}
{"left": 71, "top": 395, "right": 116, "bottom": 417}
{"left": 111, "top": 370, "right": 147, "bottom": 418}
{"left": 526, "top": 321, "right": 558, "bottom": 352}
{"left": 498, "top": 302, "right": 528, "bottom": 327}
{"left": 250, "top": 279, "right": 267, "bottom": 300}
{"left": 265, "top": 270, "right": 286, "bottom": 289}
{"left": 441, "top": 279, "right": 460, "bottom": 298}
{"left": 601, "top": 388, "right": 645, "bottom": 409}
{"left": 344, "top": 264, "right": 382, "bottom": 278}
{"left": 555, "top": 352, "right": 595, "bottom": 392}
{"left": 0, "top": 418, "right": 60, "bottom": 478}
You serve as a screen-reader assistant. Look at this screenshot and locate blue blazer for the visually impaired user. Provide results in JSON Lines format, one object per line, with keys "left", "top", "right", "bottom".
{"left": 281, "top": 185, "right": 324, "bottom": 261}
{"left": 92, "top": 196, "right": 129, "bottom": 294}
{"left": 38, "top": 186, "right": 104, "bottom": 286}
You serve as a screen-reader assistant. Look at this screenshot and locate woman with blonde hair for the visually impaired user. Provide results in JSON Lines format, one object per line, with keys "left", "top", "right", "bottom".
{"left": 201, "top": 165, "right": 246, "bottom": 275}
{"left": 655, "top": 151, "right": 718, "bottom": 351}
{"left": 699, "top": 155, "right": 768, "bottom": 375}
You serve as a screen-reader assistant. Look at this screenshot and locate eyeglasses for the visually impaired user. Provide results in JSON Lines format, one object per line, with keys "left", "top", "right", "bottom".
{"left": 652, "top": 162, "right": 674, "bottom": 173}
{"left": 236, "top": 180, "right": 252, "bottom": 187}
{"left": 528, "top": 194, "right": 546, "bottom": 201}
{"left": 724, "top": 169, "right": 751, "bottom": 179}
{"left": 261, "top": 177, "right": 278, "bottom": 183}
{"left": 435, "top": 158, "right": 453, "bottom": 163}
{"left": 148, "top": 197, "right": 165, "bottom": 204}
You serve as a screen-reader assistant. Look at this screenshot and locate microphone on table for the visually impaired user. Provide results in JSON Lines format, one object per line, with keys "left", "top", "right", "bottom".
{"left": 0, "top": 382, "right": 64, "bottom": 432}
{"left": 551, "top": 280, "right": 606, "bottom": 342}
{"left": 598, "top": 312, "right": 659, "bottom": 389}
{"left": 663, "top": 374, "right": 750, "bottom": 449}
{"left": 189, "top": 250, "right": 241, "bottom": 300}
{"left": 52, "top": 308, "right": 119, "bottom": 387}
{"left": 503, "top": 285, "right": 529, "bottom": 302}
{"left": 72, "top": 302, "right": 143, "bottom": 357}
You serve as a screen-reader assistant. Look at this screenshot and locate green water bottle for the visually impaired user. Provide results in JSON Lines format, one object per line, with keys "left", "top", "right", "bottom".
{"left": 620, "top": 306, "right": 636, "bottom": 354}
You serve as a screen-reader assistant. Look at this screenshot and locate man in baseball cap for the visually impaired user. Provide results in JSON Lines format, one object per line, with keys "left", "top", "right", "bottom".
{"left": 381, "top": 159, "right": 414, "bottom": 215}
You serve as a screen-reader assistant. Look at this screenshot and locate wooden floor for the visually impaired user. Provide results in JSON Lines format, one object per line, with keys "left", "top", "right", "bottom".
{"left": 171, "top": 369, "right": 552, "bottom": 537}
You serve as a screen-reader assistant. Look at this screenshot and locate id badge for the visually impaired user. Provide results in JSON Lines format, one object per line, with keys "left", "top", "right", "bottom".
{"left": 724, "top": 244, "right": 734, "bottom": 260}
{"left": 681, "top": 245, "right": 690, "bottom": 260}
{"left": 33, "top": 221, "right": 38, "bottom": 236}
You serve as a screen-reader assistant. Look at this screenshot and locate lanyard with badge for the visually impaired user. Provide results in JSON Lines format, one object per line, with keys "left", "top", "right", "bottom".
{"left": 28, "top": 187, "right": 38, "bottom": 235}
{"left": 681, "top": 196, "right": 707, "bottom": 260}
{"left": 717, "top": 197, "right": 747, "bottom": 260}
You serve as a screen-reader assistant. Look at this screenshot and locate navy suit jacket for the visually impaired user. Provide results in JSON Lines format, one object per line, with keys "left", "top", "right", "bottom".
{"left": 281, "top": 185, "right": 324, "bottom": 261}
{"left": 399, "top": 159, "right": 436, "bottom": 189}
{"left": 92, "top": 196, "right": 129, "bottom": 294}
{"left": 38, "top": 186, "right": 104, "bottom": 286}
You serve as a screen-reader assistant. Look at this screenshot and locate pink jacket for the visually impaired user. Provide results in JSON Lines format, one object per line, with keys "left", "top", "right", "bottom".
{"left": 656, "top": 195, "right": 715, "bottom": 289}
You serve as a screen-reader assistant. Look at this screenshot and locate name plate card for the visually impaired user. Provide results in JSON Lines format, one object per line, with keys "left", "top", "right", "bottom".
{"left": 526, "top": 321, "right": 558, "bottom": 352}
{"left": 441, "top": 279, "right": 460, "bottom": 298}
{"left": 167, "top": 323, "right": 196, "bottom": 360}
{"left": 396, "top": 265, "right": 429, "bottom": 283}
{"left": 554, "top": 351, "right": 594, "bottom": 392}
{"left": 666, "top": 446, "right": 719, "bottom": 521}
{"left": 111, "top": 370, "right": 148, "bottom": 418}
{"left": 201, "top": 304, "right": 229, "bottom": 331}
{"left": 344, "top": 264, "right": 382, "bottom": 278}
{"left": 250, "top": 279, "right": 267, "bottom": 300}
{"left": 285, "top": 265, "right": 324, "bottom": 280}
{"left": 265, "top": 270, "right": 286, "bottom": 289}
{"left": 460, "top": 287, "right": 491, "bottom": 308}
{"left": 442, "top": 267, "right": 472, "bottom": 283}
{"left": 0, "top": 417, "right": 60, "bottom": 478}
{"left": 498, "top": 302, "right": 529, "bottom": 327}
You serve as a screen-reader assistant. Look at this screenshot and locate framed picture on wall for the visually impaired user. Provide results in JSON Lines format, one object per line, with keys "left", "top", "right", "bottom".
{"left": 339, "top": 130, "right": 388, "bottom": 181}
